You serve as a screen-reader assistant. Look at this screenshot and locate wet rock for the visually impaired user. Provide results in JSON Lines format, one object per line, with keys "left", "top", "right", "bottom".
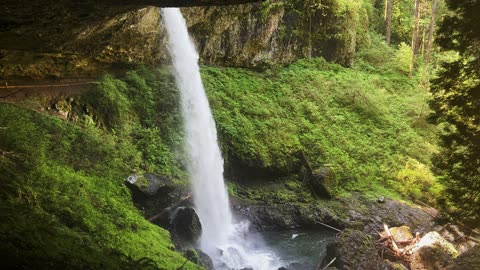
{"left": 410, "top": 246, "right": 454, "bottom": 270}
{"left": 184, "top": 248, "right": 200, "bottom": 264}
{"left": 410, "top": 232, "right": 459, "bottom": 257}
{"left": 309, "top": 167, "right": 338, "bottom": 198}
{"left": 322, "top": 229, "right": 386, "bottom": 270}
{"left": 231, "top": 192, "right": 435, "bottom": 236}
{"left": 409, "top": 232, "right": 458, "bottom": 270}
{"left": 183, "top": 248, "right": 215, "bottom": 270}
{"left": 232, "top": 198, "right": 345, "bottom": 231}
{"left": 126, "top": 173, "right": 187, "bottom": 218}
{"left": 196, "top": 249, "right": 215, "bottom": 270}
{"left": 447, "top": 245, "right": 480, "bottom": 270}
{"left": 170, "top": 207, "right": 202, "bottom": 246}
{"left": 278, "top": 262, "right": 309, "bottom": 270}
{"left": 384, "top": 260, "right": 409, "bottom": 270}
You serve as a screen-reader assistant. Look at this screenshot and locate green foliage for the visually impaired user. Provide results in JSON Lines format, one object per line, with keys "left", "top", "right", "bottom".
{"left": 0, "top": 67, "right": 199, "bottom": 268}
{"left": 260, "top": 0, "right": 370, "bottom": 66}
{"left": 81, "top": 67, "right": 184, "bottom": 177}
{"left": 392, "top": 158, "right": 442, "bottom": 204}
{"left": 429, "top": 0, "right": 480, "bottom": 226}
{"left": 202, "top": 55, "right": 437, "bottom": 195}
{"left": 394, "top": 42, "right": 413, "bottom": 74}
{"left": 84, "top": 74, "right": 132, "bottom": 130}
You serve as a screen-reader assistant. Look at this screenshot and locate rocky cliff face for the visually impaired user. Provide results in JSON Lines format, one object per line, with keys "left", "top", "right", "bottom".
{"left": 0, "top": 0, "right": 369, "bottom": 80}
{"left": 184, "top": 0, "right": 369, "bottom": 68}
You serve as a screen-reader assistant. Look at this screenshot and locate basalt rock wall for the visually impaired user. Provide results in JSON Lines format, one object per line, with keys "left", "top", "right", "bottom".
{"left": 0, "top": 0, "right": 369, "bottom": 80}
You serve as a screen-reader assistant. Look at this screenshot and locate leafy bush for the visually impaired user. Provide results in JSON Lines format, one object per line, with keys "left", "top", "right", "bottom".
{"left": 0, "top": 70, "right": 198, "bottom": 269}
{"left": 391, "top": 158, "right": 442, "bottom": 204}
{"left": 202, "top": 57, "right": 437, "bottom": 195}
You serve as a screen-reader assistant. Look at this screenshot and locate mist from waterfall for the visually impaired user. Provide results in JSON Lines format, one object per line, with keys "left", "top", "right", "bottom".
{"left": 161, "top": 8, "right": 280, "bottom": 270}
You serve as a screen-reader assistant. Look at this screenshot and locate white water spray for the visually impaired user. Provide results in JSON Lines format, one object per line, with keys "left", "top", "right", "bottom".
{"left": 161, "top": 8, "right": 280, "bottom": 270}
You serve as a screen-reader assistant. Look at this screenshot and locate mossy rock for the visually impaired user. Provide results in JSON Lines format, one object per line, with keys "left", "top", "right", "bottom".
{"left": 171, "top": 207, "right": 202, "bottom": 247}
{"left": 309, "top": 167, "right": 338, "bottom": 198}
{"left": 410, "top": 245, "right": 454, "bottom": 270}
{"left": 184, "top": 249, "right": 200, "bottom": 264}
{"left": 447, "top": 245, "right": 480, "bottom": 270}
{"left": 126, "top": 174, "right": 180, "bottom": 218}
{"left": 322, "top": 229, "right": 386, "bottom": 269}
{"left": 380, "top": 226, "right": 414, "bottom": 242}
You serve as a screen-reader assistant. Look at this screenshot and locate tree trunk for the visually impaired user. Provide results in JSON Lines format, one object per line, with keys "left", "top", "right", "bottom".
{"left": 410, "top": 0, "right": 421, "bottom": 76}
{"left": 385, "top": 0, "right": 393, "bottom": 45}
{"left": 421, "top": 24, "right": 427, "bottom": 56}
{"left": 426, "top": 0, "right": 438, "bottom": 65}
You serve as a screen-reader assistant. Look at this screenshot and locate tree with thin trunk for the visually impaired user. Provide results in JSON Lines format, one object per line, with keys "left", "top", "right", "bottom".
{"left": 385, "top": 0, "right": 394, "bottom": 45}
{"left": 410, "top": 0, "right": 421, "bottom": 75}
{"left": 426, "top": 0, "right": 438, "bottom": 65}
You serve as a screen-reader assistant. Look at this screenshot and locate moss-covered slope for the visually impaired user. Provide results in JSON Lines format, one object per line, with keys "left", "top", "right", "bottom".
{"left": 203, "top": 51, "right": 439, "bottom": 201}
{"left": 0, "top": 68, "right": 200, "bottom": 269}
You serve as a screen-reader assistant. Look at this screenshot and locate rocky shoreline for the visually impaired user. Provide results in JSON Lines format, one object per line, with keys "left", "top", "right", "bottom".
{"left": 127, "top": 174, "right": 479, "bottom": 270}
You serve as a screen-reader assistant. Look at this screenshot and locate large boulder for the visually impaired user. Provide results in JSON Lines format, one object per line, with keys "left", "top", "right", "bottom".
{"left": 309, "top": 167, "right": 338, "bottom": 198}
{"left": 409, "top": 232, "right": 459, "bottom": 270}
{"left": 170, "top": 207, "right": 202, "bottom": 247}
{"left": 447, "top": 245, "right": 480, "bottom": 270}
{"left": 183, "top": 248, "right": 214, "bottom": 270}
{"left": 410, "top": 246, "right": 454, "bottom": 270}
{"left": 322, "top": 229, "right": 386, "bottom": 270}
{"left": 126, "top": 173, "right": 186, "bottom": 218}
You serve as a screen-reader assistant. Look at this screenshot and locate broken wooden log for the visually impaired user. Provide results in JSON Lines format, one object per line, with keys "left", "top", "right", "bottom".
{"left": 315, "top": 221, "right": 342, "bottom": 233}
{"left": 383, "top": 223, "right": 401, "bottom": 254}
{"left": 318, "top": 257, "right": 336, "bottom": 270}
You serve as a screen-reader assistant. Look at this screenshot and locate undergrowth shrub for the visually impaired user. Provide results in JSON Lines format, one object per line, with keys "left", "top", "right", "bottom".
{"left": 202, "top": 56, "right": 437, "bottom": 196}
{"left": 0, "top": 66, "right": 198, "bottom": 269}
{"left": 391, "top": 158, "right": 442, "bottom": 205}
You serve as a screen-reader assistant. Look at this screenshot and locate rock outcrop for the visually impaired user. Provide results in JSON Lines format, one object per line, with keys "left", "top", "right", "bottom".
{"left": 447, "top": 245, "right": 480, "bottom": 270}
{"left": 1, "top": 0, "right": 369, "bottom": 80}
{"left": 126, "top": 173, "right": 186, "bottom": 218}
{"left": 232, "top": 193, "right": 436, "bottom": 233}
{"left": 322, "top": 229, "right": 386, "bottom": 270}
{"left": 309, "top": 167, "right": 338, "bottom": 198}
{"left": 170, "top": 207, "right": 203, "bottom": 246}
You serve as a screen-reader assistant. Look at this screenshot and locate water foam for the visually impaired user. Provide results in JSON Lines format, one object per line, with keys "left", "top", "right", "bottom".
{"left": 161, "top": 8, "right": 280, "bottom": 270}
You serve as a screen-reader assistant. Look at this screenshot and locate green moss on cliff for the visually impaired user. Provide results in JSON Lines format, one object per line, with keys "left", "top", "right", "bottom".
{"left": 0, "top": 67, "right": 200, "bottom": 269}
{"left": 202, "top": 54, "right": 438, "bottom": 197}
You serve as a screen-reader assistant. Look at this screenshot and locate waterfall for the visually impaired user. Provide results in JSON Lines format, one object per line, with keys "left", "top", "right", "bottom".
{"left": 161, "top": 8, "right": 280, "bottom": 270}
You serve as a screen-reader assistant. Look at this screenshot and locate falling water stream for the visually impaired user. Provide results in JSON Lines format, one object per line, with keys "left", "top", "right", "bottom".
{"left": 161, "top": 8, "right": 280, "bottom": 270}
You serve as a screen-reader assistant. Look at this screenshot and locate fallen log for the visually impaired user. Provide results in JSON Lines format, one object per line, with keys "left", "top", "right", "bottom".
{"left": 383, "top": 223, "right": 401, "bottom": 254}
{"left": 315, "top": 221, "right": 342, "bottom": 233}
{"left": 148, "top": 194, "right": 192, "bottom": 222}
{"left": 318, "top": 257, "right": 336, "bottom": 270}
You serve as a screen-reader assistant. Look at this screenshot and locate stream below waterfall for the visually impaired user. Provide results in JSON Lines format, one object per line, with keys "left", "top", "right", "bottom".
{"left": 162, "top": 7, "right": 336, "bottom": 270}
{"left": 256, "top": 229, "right": 336, "bottom": 269}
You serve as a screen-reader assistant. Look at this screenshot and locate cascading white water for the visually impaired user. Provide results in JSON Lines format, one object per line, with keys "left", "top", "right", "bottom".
{"left": 160, "top": 7, "right": 232, "bottom": 251}
{"left": 161, "top": 8, "right": 280, "bottom": 270}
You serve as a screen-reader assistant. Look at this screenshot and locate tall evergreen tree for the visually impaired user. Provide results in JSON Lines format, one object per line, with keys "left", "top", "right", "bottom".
{"left": 385, "top": 0, "right": 394, "bottom": 45}
{"left": 425, "top": 0, "right": 438, "bottom": 65}
{"left": 430, "top": 0, "right": 480, "bottom": 226}
{"left": 410, "top": 0, "right": 421, "bottom": 75}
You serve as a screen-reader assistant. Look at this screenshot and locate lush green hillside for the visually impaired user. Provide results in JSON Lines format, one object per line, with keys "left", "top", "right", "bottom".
{"left": 0, "top": 36, "right": 443, "bottom": 268}
{"left": 0, "top": 69, "right": 199, "bottom": 269}
{"left": 202, "top": 42, "right": 440, "bottom": 202}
